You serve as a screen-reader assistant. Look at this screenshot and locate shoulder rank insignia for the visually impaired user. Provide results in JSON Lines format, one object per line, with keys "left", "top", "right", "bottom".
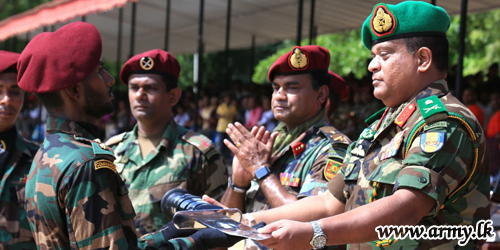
{"left": 280, "top": 173, "right": 300, "bottom": 187}
{"left": 394, "top": 103, "right": 415, "bottom": 127}
{"left": 420, "top": 132, "right": 445, "bottom": 153}
{"left": 292, "top": 142, "right": 306, "bottom": 156}
{"left": 417, "top": 95, "right": 448, "bottom": 121}
{"left": 94, "top": 160, "right": 118, "bottom": 173}
{"left": 324, "top": 158, "right": 342, "bottom": 181}
{"left": 288, "top": 47, "right": 309, "bottom": 70}
{"left": 379, "top": 129, "right": 405, "bottom": 161}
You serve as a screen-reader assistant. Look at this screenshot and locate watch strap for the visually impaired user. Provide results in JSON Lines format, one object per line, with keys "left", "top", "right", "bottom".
{"left": 228, "top": 177, "right": 249, "bottom": 193}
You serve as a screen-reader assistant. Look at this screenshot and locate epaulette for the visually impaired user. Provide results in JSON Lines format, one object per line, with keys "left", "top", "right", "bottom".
{"left": 416, "top": 95, "right": 448, "bottom": 124}
{"left": 319, "top": 126, "right": 351, "bottom": 145}
{"left": 182, "top": 130, "right": 219, "bottom": 160}
{"left": 105, "top": 132, "right": 127, "bottom": 147}
{"left": 74, "top": 136, "right": 115, "bottom": 157}
{"left": 365, "top": 107, "right": 388, "bottom": 125}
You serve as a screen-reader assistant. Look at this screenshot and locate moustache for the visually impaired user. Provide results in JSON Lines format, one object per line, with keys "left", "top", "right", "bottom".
{"left": 0, "top": 105, "right": 16, "bottom": 113}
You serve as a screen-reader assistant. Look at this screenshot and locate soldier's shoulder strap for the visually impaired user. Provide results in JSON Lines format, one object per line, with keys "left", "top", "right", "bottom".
{"left": 182, "top": 130, "right": 220, "bottom": 161}
{"left": 105, "top": 132, "right": 128, "bottom": 147}
{"left": 319, "top": 126, "right": 352, "bottom": 146}
{"left": 407, "top": 95, "right": 480, "bottom": 207}
{"left": 74, "top": 136, "right": 115, "bottom": 158}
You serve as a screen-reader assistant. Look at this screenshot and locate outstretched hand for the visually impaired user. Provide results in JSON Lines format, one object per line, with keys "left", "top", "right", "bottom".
{"left": 256, "top": 220, "right": 314, "bottom": 250}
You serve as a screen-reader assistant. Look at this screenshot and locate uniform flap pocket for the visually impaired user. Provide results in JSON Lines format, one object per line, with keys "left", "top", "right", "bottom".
{"left": 148, "top": 180, "right": 187, "bottom": 202}
{"left": 343, "top": 162, "right": 360, "bottom": 181}
{"left": 366, "top": 158, "right": 403, "bottom": 185}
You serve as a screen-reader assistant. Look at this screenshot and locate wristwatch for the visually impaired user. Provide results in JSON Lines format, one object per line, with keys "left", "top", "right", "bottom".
{"left": 310, "top": 220, "right": 327, "bottom": 249}
{"left": 254, "top": 164, "right": 271, "bottom": 181}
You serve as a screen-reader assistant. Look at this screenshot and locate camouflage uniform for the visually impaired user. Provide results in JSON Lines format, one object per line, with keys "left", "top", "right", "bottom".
{"left": 25, "top": 117, "right": 196, "bottom": 249}
{"left": 0, "top": 128, "right": 38, "bottom": 249}
{"left": 246, "top": 117, "right": 351, "bottom": 212}
{"left": 328, "top": 80, "right": 490, "bottom": 249}
{"left": 106, "top": 119, "right": 228, "bottom": 234}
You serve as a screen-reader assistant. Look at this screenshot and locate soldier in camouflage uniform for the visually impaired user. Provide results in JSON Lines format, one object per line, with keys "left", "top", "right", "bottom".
{"left": 0, "top": 51, "right": 38, "bottom": 249}
{"left": 248, "top": 2, "right": 490, "bottom": 250}
{"left": 214, "top": 46, "right": 351, "bottom": 249}
{"left": 18, "top": 21, "right": 235, "bottom": 250}
{"left": 106, "top": 49, "right": 228, "bottom": 235}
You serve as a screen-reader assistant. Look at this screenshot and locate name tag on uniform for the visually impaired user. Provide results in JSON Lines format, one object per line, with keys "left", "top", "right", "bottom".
{"left": 379, "top": 130, "right": 405, "bottom": 161}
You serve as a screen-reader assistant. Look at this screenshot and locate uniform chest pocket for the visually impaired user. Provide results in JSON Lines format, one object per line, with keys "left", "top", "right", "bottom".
{"left": 343, "top": 160, "right": 361, "bottom": 181}
{"left": 148, "top": 180, "right": 187, "bottom": 203}
{"left": 365, "top": 158, "right": 403, "bottom": 185}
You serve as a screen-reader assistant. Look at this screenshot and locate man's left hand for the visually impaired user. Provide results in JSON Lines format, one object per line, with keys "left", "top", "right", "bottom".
{"left": 223, "top": 123, "right": 278, "bottom": 175}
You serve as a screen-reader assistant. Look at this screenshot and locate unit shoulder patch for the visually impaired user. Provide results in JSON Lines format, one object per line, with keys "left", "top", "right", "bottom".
{"left": 420, "top": 131, "right": 445, "bottom": 153}
{"left": 324, "top": 158, "right": 343, "bottom": 181}
{"left": 94, "top": 159, "right": 118, "bottom": 173}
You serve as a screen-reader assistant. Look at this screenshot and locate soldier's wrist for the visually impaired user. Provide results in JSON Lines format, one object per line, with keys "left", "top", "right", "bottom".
{"left": 228, "top": 177, "right": 250, "bottom": 193}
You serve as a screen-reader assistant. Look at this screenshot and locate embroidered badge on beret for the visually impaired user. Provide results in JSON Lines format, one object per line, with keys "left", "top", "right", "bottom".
{"left": 324, "top": 158, "right": 342, "bottom": 181}
{"left": 94, "top": 159, "right": 118, "bottom": 173}
{"left": 288, "top": 48, "right": 309, "bottom": 70}
{"left": 0, "top": 140, "right": 5, "bottom": 151}
{"left": 370, "top": 4, "right": 396, "bottom": 37}
{"left": 140, "top": 56, "right": 154, "bottom": 70}
{"left": 420, "top": 132, "right": 445, "bottom": 153}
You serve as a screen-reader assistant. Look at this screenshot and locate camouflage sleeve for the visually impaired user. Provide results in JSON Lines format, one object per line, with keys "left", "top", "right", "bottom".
{"left": 138, "top": 232, "right": 195, "bottom": 249}
{"left": 396, "top": 120, "right": 474, "bottom": 216}
{"left": 62, "top": 159, "right": 137, "bottom": 249}
{"left": 328, "top": 143, "right": 355, "bottom": 204}
{"left": 191, "top": 146, "right": 228, "bottom": 200}
{"left": 297, "top": 139, "right": 347, "bottom": 198}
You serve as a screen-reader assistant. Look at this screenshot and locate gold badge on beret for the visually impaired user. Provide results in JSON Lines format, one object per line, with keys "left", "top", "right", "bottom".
{"left": 0, "top": 140, "right": 5, "bottom": 151}
{"left": 371, "top": 5, "right": 396, "bottom": 37}
{"left": 289, "top": 48, "right": 308, "bottom": 70}
{"left": 140, "top": 56, "right": 154, "bottom": 70}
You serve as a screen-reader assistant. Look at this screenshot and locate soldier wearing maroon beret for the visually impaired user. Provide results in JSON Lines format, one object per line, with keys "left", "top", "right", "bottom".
{"left": 19, "top": 22, "right": 234, "bottom": 250}
{"left": 205, "top": 45, "right": 351, "bottom": 250}
{"left": 106, "top": 49, "right": 228, "bottom": 237}
{"left": 0, "top": 50, "right": 38, "bottom": 249}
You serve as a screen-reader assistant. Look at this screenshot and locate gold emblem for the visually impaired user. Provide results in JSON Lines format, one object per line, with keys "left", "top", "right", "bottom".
{"left": 0, "top": 140, "right": 5, "bottom": 151}
{"left": 94, "top": 160, "right": 118, "bottom": 173}
{"left": 289, "top": 48, "right": 308, "bottom": 69}
{"left": 140, "top": 57, "right": 154, "bottom": 70}
{"left": 372, "top": 6, "right": 393, "bottom": 34}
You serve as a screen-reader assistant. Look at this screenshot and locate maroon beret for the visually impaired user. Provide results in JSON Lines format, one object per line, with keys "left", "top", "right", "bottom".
{"left": 268, "top": 45, "right": 330, "bottom": 82}
{"left": 0, "top": 51, "right": 20, "bottom": 74}
{"left": 120, "top": 49, "right": 180, "bottom": 85}
{"left": 328, "top": 70, "right": 349, "bottom": 102}
{"left": 17, "top": 22, "right": 102, "bottom": 93}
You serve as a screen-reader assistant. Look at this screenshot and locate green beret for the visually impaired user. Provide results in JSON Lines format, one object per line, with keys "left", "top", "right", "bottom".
{"left": 361, "top": 1, "right": 450, "bottom": 49}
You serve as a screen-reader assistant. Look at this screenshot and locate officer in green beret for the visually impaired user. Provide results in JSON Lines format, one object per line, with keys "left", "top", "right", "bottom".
{"left": 0, "top": 51, "right": 38, "bottom": 249}
{"left": 232, "top": 2, "right": 490, "bottom": 249}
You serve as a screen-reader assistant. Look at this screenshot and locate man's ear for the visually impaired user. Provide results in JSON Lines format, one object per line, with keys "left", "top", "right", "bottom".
{"left": 63, "top": 83, "right": 82, "bottom": 101}
{"left": 417, "top": 47, "right": 432, "bottom": 73}
{"left": 168, "top": 87, "right": 182, "bottom": 106}
{"left": 317, "top": 84, "right": 329, "bottom": 105}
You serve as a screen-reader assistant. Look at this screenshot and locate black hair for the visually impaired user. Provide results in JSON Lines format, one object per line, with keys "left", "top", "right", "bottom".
{"left": 404, "top": 36, "right": 448, "bottom": 73}
{"left": 309, "top": 71, "right": 330, "bottom": 90}
{"left": 35, "top": 92, "right": 64, "bottom": 111}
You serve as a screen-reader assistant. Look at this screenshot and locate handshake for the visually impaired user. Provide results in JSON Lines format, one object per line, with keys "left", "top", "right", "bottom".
{"left": 158, "top": 189, "right": 266, "bottom": 250}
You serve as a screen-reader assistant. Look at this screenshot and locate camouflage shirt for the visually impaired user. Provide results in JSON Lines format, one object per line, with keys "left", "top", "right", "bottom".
{"left": 0, "top": 128, "right": 38, "bottom": 249}
{"left": 24, "top": 117, "right": 195, "bottom": 250}
{"left": 246, "top": 118, "right": 351, "bottom": 212}
{"left": 328, "top": 80, "right": 490, "bottom": 249}
{"left": 106, "top": 120, "right": 228, "bottom": 235}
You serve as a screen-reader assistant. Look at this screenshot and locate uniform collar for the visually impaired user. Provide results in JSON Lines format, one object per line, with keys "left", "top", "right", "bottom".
{"left": 46, "top": 117, "right": 97, "bottom": 139}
